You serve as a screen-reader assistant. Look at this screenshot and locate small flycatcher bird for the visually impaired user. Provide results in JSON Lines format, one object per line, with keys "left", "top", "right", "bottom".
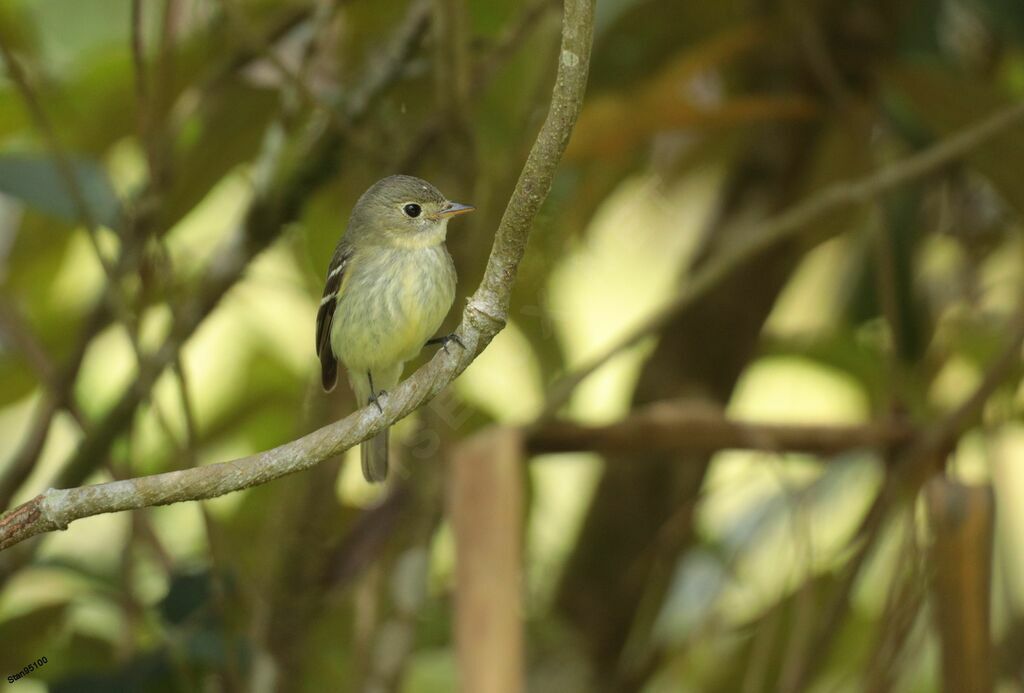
{"left": 316, "top": 175, "right": 474, "bottom": 482}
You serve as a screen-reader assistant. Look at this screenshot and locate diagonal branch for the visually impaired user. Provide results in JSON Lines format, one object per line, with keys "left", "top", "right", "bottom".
{"left": 0, "top": 0, "right": 596, "bottom": 552}
{"left": 542, "top": 99, "right": 1024, "bottom": 415}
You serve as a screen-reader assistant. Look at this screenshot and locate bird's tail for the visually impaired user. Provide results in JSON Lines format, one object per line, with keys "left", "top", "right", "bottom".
{"left": 361, "top": 429, "right": 389, "bottom": 483}
{"left": 351, "top": 365, "right": 401, "bottom": 483}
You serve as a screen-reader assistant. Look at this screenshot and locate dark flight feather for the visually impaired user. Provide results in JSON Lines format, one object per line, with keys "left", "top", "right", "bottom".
{"left": 316, "top": 244, "right": 353, "bottom": 392}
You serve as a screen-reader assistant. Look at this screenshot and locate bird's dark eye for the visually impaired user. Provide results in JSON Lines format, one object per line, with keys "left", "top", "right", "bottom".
{"left": 403, "top": 203, "right": 422, "bottom": 218}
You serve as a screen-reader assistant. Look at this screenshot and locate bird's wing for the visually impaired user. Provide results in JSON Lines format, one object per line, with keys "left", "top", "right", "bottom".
{"left": 316, "top": 243, "right": 354, "bottom": 391}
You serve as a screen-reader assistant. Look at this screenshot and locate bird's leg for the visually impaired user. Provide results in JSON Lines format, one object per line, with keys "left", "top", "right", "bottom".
{"left": 367, "top": 371, "right": 385, "bottom": 414}
{"left": 425, "top": 333, "right": 465, "bottom": 354}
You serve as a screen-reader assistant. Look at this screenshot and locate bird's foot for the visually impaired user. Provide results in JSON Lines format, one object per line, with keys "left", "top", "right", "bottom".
{"left": 426, "top": 333, "right": 465, "bottom": 354}
{"left": 367, "top": 390, "right": 387, "bottom": 414}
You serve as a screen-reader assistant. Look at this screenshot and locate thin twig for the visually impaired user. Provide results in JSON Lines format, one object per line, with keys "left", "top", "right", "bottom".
{"left": 0, "top": 0, "right": 595, "bottom": 552}
{"left": 130, "top": 0, "right": 161, "bottom": 187}
{"left": 156, "top": 0, "right": 178, "bottom": 114}
{"left": 542, "top": 100, "right": 1024, "bottom": 416}
{"left": 131, "top": 0, "right": 148, "bottom": 102}
{"left": 173, "top": 355, "right": 199, "bottom": 465}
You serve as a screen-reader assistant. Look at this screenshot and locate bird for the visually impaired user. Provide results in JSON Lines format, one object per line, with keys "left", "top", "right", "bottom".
{"left": 316, "top": 175, "right": 474, "bottom": 482}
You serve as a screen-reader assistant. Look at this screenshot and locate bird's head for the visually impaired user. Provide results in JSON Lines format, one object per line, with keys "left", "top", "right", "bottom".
{"left": 347, "top": 174, "right": 474, "bottom": 248}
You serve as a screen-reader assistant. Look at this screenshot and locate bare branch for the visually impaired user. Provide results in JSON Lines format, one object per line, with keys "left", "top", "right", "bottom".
{"left": 543, "top": 99, "right": 1024, "bottom": 415}
{"left": 0, "top": 0, "right": 596, "bottom": 552}
{"left": 526, "top": 400, "right": 913, "bottom": 457}
{"left": 130, "top": 0, "right": 148, "bottom": 104}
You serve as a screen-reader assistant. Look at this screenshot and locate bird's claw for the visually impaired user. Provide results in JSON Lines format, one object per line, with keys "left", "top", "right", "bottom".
{"left": 427, "top": 333, "right": 465, "bottom": 354}
{"left": 368, "top": 390, "right": 387, "bottom": 414}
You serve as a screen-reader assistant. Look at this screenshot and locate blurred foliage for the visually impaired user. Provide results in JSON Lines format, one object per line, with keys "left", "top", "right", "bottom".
{"left": 0, "top": 0, "right": 1023, "bottom": 692}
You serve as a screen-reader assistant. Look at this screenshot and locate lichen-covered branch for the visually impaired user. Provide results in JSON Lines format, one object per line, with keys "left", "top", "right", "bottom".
{"left": 0, "top": 0, "right": 596, "bottom": 552}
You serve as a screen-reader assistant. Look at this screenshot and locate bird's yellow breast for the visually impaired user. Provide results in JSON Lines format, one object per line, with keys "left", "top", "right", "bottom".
{"left": 330, "top": 244, "right": 456, "bottom": 372}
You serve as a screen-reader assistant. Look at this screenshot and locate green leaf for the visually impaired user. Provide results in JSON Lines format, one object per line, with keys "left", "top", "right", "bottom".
{"left": 0, "top": 154, "right": 121, "bottom": 229}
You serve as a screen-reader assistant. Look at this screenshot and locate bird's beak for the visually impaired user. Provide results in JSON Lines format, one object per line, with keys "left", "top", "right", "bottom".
{"left": 438, "top": 201, "right": 475, "bottom": 218}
